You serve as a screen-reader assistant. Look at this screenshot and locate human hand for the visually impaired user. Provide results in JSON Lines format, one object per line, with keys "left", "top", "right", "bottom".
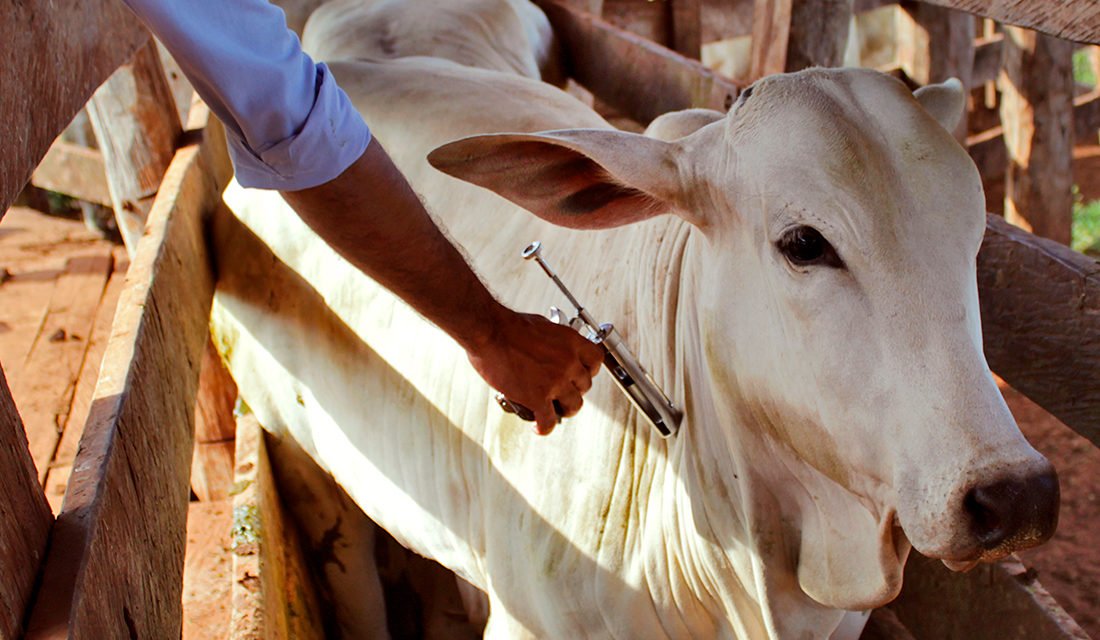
{"left": 468, "top": 308, "right": 603, "bottom": 435}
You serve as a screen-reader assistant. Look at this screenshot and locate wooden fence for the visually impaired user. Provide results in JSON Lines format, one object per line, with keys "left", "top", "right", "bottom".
{"left": 0, "top": 0, "right": 1096, "bottom": 637}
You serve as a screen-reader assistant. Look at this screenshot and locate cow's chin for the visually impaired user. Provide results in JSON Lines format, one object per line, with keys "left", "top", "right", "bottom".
{"left": 790, "top": 469, "right": 912, "bottom": 611}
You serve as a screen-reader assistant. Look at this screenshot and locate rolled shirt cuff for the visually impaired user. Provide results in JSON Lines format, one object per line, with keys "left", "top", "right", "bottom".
{"left": 228, "top": 63, "right": 372, "bottom": 191}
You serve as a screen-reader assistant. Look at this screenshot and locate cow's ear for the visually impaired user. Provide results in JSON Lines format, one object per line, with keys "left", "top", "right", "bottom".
{"left": 427, "top": 129, "right": 691, "bottom": 230}
{"left": 913, "top": 78, "right": 965, "bottom": 133}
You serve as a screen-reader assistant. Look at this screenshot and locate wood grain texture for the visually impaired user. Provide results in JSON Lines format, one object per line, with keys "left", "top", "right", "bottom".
{"left": 899, "top": 1, "right": 975, "bottom": 140}
{"left": 0, "top": 367, "right": 53, "bottom": 640}
{"left": 88, "top": 39, "right": 184, "bottom": 254}
{"left": 915, "top": 0, "right": 1100, "bottom": 45}
{"left": 889, "top": 554, "right": 1090, "bottom": 639}
{"left": 998, "top": 26, "right": 1075, "bottom": 244}
{"left": 972, "top": 34, "right": 1004, "bottom": 88}
{"left": 750, "top": 0, "right": 793, "bottom": 79}
{"left": 0, "top": 0, "right": 148, "bottom": 217}
{"left": 230, "top": 415, "right": 324, "bottom": 640}
{"left": 669, "top": 0, "right": 702, "bottom": 59}
{"left": 192, "top": 338, "right": 239, "bottom": 502}
{"left": 536, "top": 0, "right": 740, "bottom": 125}
{"left": 30, "top": 142, "right": 111, "bottom": 207}
{"left": 44, "top": 248, "right": 129, "bottom": 514}
{"left": 23, "top": 118, "right": 226, "bottom": 640}
{"left": 862, "top": 608, "right": 916, "bottom": 640}
{"left": 786, "top": 0, "right": 854, "bottom": 71}
{"left": 15, "top": 253, "right": 113, "bottom": 484}
{"left": 183, "top": 500, "right": 233, "bottom": 640}
{"left": 968, "top": 91, "right": 1100, "bottom": 183}
{"left": 978, "top": 215, "right": 1100, "bottom": 448}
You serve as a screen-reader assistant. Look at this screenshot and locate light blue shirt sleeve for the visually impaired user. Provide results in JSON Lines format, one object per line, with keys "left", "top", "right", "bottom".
{"left": 121, "top": 0, "right": 372, "bottom": 191}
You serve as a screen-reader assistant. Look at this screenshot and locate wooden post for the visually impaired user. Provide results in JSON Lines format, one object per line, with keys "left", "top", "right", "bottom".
{"left": 87, "top": 39, "right": 183, "bottom": 255}
{"left": 750, "top": 0, "right": 852, "bottom": 80}
{"left": 997, "top": 27, "right": 1074, "bottom": 244}
{"left": 897, "top": 3, "right": 975, "bottom": 140}
{"left": 669, "top": 0, "right": 702, "bottom": 59}
{"left": 0, "top": 367, "right": 53, "bottom": 639}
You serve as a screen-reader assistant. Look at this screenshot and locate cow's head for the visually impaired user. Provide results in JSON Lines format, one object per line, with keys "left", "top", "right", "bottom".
{"left": 428, "top": 68, "right": 1057, "bottom": 611}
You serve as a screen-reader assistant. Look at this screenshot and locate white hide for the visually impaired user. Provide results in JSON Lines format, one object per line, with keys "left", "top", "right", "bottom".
{"left": 300, "top": 0, "right": 562, "bottom": 83}
{"left": 212, "top": 7, "right": 1055, "bottom": 639}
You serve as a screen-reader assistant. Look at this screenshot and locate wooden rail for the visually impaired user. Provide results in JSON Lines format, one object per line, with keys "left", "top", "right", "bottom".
{"left": 23, "top": 109, "right": 230, "bottom": 639}
{"left": 0, "top": 0, "right": 148, "bottom": 216}
{"left": 916, "top": 0, "right": 1100, "bottom": 45}
{"left": 535, "top": 0, "right": 740, "bottom": 124}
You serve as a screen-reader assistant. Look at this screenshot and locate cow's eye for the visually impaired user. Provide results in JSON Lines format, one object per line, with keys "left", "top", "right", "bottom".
{"left": 777, "top": 226, "right": 843, "bottom": 268}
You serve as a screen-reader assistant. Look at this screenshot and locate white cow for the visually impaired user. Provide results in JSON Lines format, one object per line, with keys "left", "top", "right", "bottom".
{"left": 212, "top": 3, "right": 1059, "bottom": 638}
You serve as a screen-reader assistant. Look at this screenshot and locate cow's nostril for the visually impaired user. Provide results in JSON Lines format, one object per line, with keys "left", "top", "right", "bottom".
{"left": 963, "top": 470, "right": 1059, "bottom": 553}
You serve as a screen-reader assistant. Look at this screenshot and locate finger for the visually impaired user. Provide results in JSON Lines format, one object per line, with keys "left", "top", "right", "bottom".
{"left": 579, "top": 343, "right": 603, "bottom": 373}
{"left": 571, "top": 366, "right": 593, "bottom": 394}
{"left": 534, "top": 402, "right": 559, "bottom": 436}
{"left": 555, "top": 389, "right": 583, "bottom": 418}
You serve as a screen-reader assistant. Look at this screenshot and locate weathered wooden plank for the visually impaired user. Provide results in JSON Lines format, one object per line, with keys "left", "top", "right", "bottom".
{"left": 44, "top": 248, "right": 129, "bottom": 514}
{"left": 998, "top": 26, "right": 1075, "bottom": 244}
{"left": 750, "top": 0, "right": 793, "bottom": 79}
{"left": 750, "top": 0, "right": 852, "bottom": 80}
{"left": 14, "top": 253, "right": 113, "bottom": 485}
{"left": 972, "top": 34, "right": 1004, "bottom": 88}
{"left": 0, "top": 366, "right": 53, "bottom": 640}
{"left": 914, "top": 0, "right": 1100, "bottom": 45}
{"left": 978, "top": 214, "right": 1100, "bottom": 448}
{"left": 968, "top": 91, "right": 1100, "bottom": 181}
{"left": 0, "top": 0, "right": 149, "bottom": 216}
{"left": 183, "top": 499, "right": 233, "bottom": 640}
{"left": 1074, "top": 89, "right": 1100, "bottom": 142}
{"left": 30, "top": 142, "right": 111, "bottom": 207}
{"left": 191, "top": 337, "right": 239, "bottom": 502}
{"left": 536, "top": 0, "right": 740, "bottom": 125}
{"left": 230, "top": 415, "right": 324, "bottom": 640}
{"left": 787, "top": 0, "right": 854, "bottom": 72}
{"left": 88, "top": 39, "right": 184, "bottom": 254}
{"left": 669, "top": 0, "right": 701, "bottom": 59}
{"left": 898, "top": 2, "right": 975, "bottom": 140}
{"left": 23, "top": 118, "right": 225, "bottom": 639}
{"left": 889, "top": 554, "right": 1089, "bottom": 639}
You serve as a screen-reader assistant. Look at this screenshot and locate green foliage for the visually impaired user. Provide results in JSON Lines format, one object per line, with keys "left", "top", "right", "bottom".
{"left": 1073, "top": 49, "right": 1097, "bottom": 87}
{"left": 1072, "top": 186, "right": 1100, "bottom": 256}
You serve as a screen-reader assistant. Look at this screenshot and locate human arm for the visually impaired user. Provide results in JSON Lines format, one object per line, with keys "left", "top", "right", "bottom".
{"left": 120, "top": 0, "right": 602, "bottom": 432}
{"left": 281, "top": 139, "right": 603, "bottom": 433}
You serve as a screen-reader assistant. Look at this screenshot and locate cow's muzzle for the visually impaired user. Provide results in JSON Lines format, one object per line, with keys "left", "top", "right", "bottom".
{"left": 963, "top": 466, "right": 1059, "bottom": 560}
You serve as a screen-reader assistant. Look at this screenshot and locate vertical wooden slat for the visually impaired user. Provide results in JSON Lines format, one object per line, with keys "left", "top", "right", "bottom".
{"left": 998, "top": 26, "right": 1075, "bottom": 244}
{"left": 23, "top": 117, "right": 226, "bottom": 640}
{"left": 87, "top": 39, "right": 183, "bottom": 254}
{"left": 786, "top": 0, "right": 854, "bottom": 72}
{"left": 750, "top": 0, "right": 793, "bottom": 79}
{"left": 669, "top": 0, "right": 702, "bottom": 59}
{"left": 898, "top": 2, "right": 975, "bottom": 140}
{"left": 0, "top": 366, "right": 52, "bottom": 640}
{"left": 750, "top": 0, "right": 852, "bottom": 80}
